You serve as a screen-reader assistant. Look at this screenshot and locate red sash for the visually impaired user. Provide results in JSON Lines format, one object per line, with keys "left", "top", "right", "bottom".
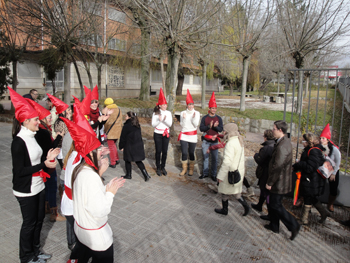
{"left": 64, "top": 185, "right": 72, "bottom": 200}
{"left": 204, "top": 134, "right": 221, "bottom": 142}
{"left": 178, "top": 130, "right": 197, "bottom": 141}
{"left": 156, "top": 128, "right": 169, "bottom": 138}
{"left": 32, "top": 170, "right": 50, "bottom": 183}
{"left": 76, "top": 221, "right": 107, "bottom": 231}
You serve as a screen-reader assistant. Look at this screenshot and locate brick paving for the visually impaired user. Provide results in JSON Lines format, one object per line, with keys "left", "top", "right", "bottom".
{"left": 0, "top": 122, "right": 349, "bottom": 263}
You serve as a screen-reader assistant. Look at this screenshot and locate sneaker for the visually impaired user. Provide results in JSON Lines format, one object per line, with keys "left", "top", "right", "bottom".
{"left": 37, "top": 252, "right": 52, "bottom": 260}
{"left": 28, "top": 258, "right": 46, "bottom": 263}
{"left": 199, "top": 174, "right": 208, "bottom": 179}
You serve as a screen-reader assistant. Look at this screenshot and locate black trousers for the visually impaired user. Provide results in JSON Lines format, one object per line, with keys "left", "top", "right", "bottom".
{"left": 16, "top": 190, "right": 45, "bottom": 263}
{"left": 268, "top": 193, "right": 299, "bottom": 232}
{"left": 70, "top": 238, "right": 114, "bottom": 263}
{"left": 125, "top": 161, "right": 145, "bottom": 174}
{"left": 180, "top": 140, "right": 196, "bottom": 161}
{"left": 329, "top": 170, "right": 339, "bottom": 196}
{"left": 154, "top": 133, "right": 170, "bottom": 168}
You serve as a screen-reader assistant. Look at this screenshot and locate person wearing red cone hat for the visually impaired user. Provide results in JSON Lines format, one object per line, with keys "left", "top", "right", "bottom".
{"left": 319, "top": 124, "right": 341, "bottom": 213}
{"left": 61, "top": 118, "right": 125, "bottom": 263}
{"left": 199, "top": 92, "right": 223, "bottom": 181}
{"left": 178, "top": 89, "right": 200, "bottom": 176}
{"left": 152, "top": 88, "right": 173, "bottom": 176}
{"left": 26, "top": 99, "right": 67, "bottom": 223}
{"left": 9, "top": 87, "right": 60, "bottom": 263}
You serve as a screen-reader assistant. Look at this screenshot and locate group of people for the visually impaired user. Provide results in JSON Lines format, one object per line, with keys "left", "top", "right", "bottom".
{"left": 10, "top": 86, "right": 345, "bottom": 262}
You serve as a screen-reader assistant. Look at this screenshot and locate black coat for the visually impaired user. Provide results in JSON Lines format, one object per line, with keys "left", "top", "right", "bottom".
{"left": 254, "top": 139, "right": 275, "bottom": 189}
{"left": 293, "top": 144, "right": 326, "bottom": 197}
{"left": 119, "top": 119, "right": 145, "bottom": 162}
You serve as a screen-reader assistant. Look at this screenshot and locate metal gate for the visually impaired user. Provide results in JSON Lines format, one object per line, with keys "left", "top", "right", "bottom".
{"left": 282, "top": 68, "right": 349, "bottom": 177}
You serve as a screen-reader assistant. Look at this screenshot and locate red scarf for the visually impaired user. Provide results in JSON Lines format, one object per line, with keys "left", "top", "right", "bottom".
{"left": 90, "top": 108, "right": 100, "bottom": 123}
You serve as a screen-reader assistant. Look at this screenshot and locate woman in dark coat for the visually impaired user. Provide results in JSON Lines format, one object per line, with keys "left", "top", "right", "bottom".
{"left": 292, "top": 133, "right": 330, "bottom": 225}
{"left": 119, "top": 111, "right": 151, "bottom": 181}
{"left": 251, "top": 130, "right": 275, "bottom": 219}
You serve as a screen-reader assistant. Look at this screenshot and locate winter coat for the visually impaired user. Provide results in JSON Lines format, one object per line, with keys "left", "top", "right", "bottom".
{"left": 267, "top": 135, "right": 293, "bottom": 195}
{"left": 293, "top": 144, "right": 326, "bottom": 197}
{"left": 119, "top": 119, "right": 145, "bottom": 162}
{"left": 254, "top": 139, "right": 275, "bottom": 189}
{"left": 217, "top": 136, "right": 245, "bottom": 195}
{"left": 104, "top": 107, "right": 123, "bottom": 140}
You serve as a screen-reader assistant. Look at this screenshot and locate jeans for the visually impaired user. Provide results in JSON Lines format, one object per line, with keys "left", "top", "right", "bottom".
{"left": 70, "top": 238, "right": 114, "bottom": 263}
{"left": 154, "top": 133, "right": 170, "bottom": 169}
{"left": 107, "top": 139, "right": 119, "bottom": 165}
{"left": 66, "top": 215, "right": 76, "bottom": 249}
{"left": 16, "top": 190, "right": 45, "bottom": 263}
{"left": 45, "top": 169, "right": 57, "bottom": 208}
{"left": 268, "top": 193, "right": 299, "bottom": 232}
{"left": 180, "top": 140, "right": 196, "bottom": 161}
{"left": 201, "top": 140, "right": 218, "bottom": 177}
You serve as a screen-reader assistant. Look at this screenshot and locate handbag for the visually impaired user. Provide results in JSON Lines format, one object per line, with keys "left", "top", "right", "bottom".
{"left": 228, "top": 147, "right": 243, "bottom": 185}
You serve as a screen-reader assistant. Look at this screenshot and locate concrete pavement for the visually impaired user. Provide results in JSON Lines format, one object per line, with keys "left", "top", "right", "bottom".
{"left": 0, "top": 122, "right": 349, "bottom": 263}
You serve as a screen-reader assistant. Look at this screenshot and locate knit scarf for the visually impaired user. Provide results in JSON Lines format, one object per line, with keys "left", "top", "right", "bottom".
{"left": 90, "top": 108, "right": 100, "bottom": 123}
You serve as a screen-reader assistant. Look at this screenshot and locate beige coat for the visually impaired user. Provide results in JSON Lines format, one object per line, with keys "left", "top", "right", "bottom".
{"left": 217, "top": 136, "right": 245, "bottom": 195}
{"left": 104, "top": 107, "right": 123, "bottom": 140}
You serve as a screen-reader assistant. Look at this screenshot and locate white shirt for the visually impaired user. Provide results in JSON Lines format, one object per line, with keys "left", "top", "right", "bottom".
{"left": 13, "top": 126, "right": 45, "bottom": 197}
{"left": 73, "top": 166, "right": 114, "bottom": 251}
{"left": 152, "top": 109, "right": 173, "bottom": 134}
{"left": 179, "top": 109, "right": 200, "bottom": 143}
{"left": 61, "top": 151, "right": 81, "bottom": 216}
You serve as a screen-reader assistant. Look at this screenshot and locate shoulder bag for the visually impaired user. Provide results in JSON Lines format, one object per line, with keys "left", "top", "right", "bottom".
{"left": 228, "top": 146, "right": 243, "bottom": 185}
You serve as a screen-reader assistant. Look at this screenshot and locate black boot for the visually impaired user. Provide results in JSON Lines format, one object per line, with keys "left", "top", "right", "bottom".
{"left": 215, "top": 200, "right": 228, "bottom": 215}
{"left": 122, "top": 167, "right": 132, "bottom": 179}
{"left": 161, "top": 167, "right": 167, "bottom": 176}
{"left": 314, "top": 201, "right": 330, "bottom": 224}
{"left": 238, "top": 197, "right": 250, "bottom": 216}
{"left": 251, "top": 195, "right": 265, "bottom": 212}
{"left": 141, "top": 169, "right": 151, "bottom": 182}
{"left": 156, "top": 167, "right": 162, "bottom": 176}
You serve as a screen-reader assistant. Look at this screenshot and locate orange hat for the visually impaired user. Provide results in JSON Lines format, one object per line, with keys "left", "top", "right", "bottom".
{"left": 46, "top": 93, "right": 69, "bottom": 115}
{"left": 208, "top": 92, "right": 217, "bottom": 108}
{"left": 8, "top": 87, "right": 38, "bottom": 123}
{"left": 91, "top": 85, "right": 99, "bottom": 101}
{"left": 157, "top": 88, "right": 167, "bottom": 106}
{"left": 61, "top": 117, "right": 101, "bottom": 170}
{"left": 186, "top": 89, "right": 194, "bottom": 105}
{"left": 25, "top": 98, "right": 51, "bottom": 121}
{"left": 320, "top": 123, "right": 331, "bottom": 140}
{"left": 73, "top": 104, "right": 95, "bottom": 136}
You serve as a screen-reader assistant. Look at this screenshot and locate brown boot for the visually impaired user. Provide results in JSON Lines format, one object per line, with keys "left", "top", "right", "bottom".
{"left": 179, "top": 161, "right": 188, "bottom": 176}
{"left": 327, "top": 195, "right": 337, "bottom": 212}
{"left": 188, "top": 160, "right": 195, "bottom": 176}
{"left": 301, "top": 205, "right": 312, "bottom": 225}
{"left": 45, "top": 201, "right": 51, "bottom": 214}
{"left": 50, "top": 207, "right": 66, "bottom": 222}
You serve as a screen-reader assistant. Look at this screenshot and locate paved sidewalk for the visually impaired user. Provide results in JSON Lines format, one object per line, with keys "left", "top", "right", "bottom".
{"left": 0, "top": 122, "right": 349, "bottom": 263}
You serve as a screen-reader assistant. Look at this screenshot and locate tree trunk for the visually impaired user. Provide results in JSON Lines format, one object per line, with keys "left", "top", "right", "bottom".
{"left": 240, "top": 56, "right": 250, "bottom": 111}
{"left": 304, "top": 74, "right": 310, "bottom": 98}
{"left": 165, "top": 44, "right": 180, "bottom": 112}
{"left": 97, "top": 64, "right": 102, "bottom": 98}
{"left": 71, "top": 59, "right": 84, "bottom": 99}
{"left": 51, "top": 80, "right": 56, "bottom": 95}
{"left": 177, "top": 73, "right": 184, "bottom": 96}
{"left": 277, "top": 72, "right": 280, "bottom": 93}
{"left": 229, "top": 83, "right": 233, "bottom": 96}
{"left": 138, "top": 28, "right": 150, "bottom": 101}
{"left": 201, "top": 63, "right": 207, "bottom": 109}
{"left": 10, "top": 60, "right": 18, "bottom": 113}
{"left": 63, "top": 62, "right": 71, "bottom": 104}
{"left": 296, "top": 70, "right": 303, "bottom": 115}
{"left": 160, "top": 55, "right": 166, "bottom": 97}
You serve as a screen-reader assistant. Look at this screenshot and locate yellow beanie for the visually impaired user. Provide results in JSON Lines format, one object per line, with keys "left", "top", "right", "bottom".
{"left": 104, "top": 98, "right": 114, "bottom": 106}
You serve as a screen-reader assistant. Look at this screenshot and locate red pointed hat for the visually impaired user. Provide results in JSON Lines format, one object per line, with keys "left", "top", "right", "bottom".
{"left": 73, "top": 104, "right": 95, "bottom": 136}
{"left": 320, "top": 123, "right": 331, "bottom": 140}
{"left": 91, "top": 85, "right": 99, "bottom": 101}
{"left": 157, "top": 88, "right": 167, "bottom": 106}
{"left": 25, "top": 99, "right": 51, "bottom": 120}
{"left": 186, "top": 89, "right": 194, "bottom": 105}
{"left": 46, "top": 93, "right": 69, "bottom": 115}
{"left": 208, "top": 92, "right": 217, "bottom": 108}
{"left": 61, "top": 117, "right": 101, "bottom": 170}
{"left": 74, "top": 91, "right": 91, "bottom": 116}
{"left": 8, "top": 87, "right": 38, "bottom": 123}
{"left": 84, "top": 85, "right": 91, "bottom": 97}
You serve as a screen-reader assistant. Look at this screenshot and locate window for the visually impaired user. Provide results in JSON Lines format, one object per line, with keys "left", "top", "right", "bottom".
{"left": 184, "top": 75, "right": 190, "bottom": 84}
{"left": 86, "top": 2, "right": 102, "bottom": 16}
{"left": 108, "top": 38, "right": 126, "bottom": 51}
{"left": 108, "top": 8, "right": 126, "bottom": 23}
{"left": 87, "top": 34, "right": 103, "bottom": 47}
{"left": 151, "top": 70, "right": 163, "bottom": 83}
{"left": 108, "top": 66, "right": 124, "bottom": 87}
{"left": 193, "top": 76, "right": 201, "bottom": 85}
{"left": 45, "top": 69, "right": 64, "bottom": 91}
{"left": 18, "top": 62, "right": 41, "bottom": 78}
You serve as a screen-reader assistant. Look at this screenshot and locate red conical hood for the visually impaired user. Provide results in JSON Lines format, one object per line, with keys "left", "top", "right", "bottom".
{"left": 81, "top": 89, "right": 91, "bottom": 116}
{"left": 208, "top": 92, "right": 217, "bottom": 108}
{"left": 186, "top": 89, "right": 194, "bottom": 105}
{"left": 8, "top": 87, "right": 38, "bottom": 123}
{"left": 91, "top": 85, "right": 99, "bottom": 101}
{"left": 73, "top": 104, "right": 95, "bottom": 136}
{"left": 61, "top": 117, "right": 101, "bottom": 170}
{"left": 25, "top": 99, "right": 51, "bottom": 120}
{"left": 157, "top": 88, "right": 167, "bottom": 105}
{"left": 46, "top": 93, "right": 69, "bottom": 115}
{"left": 84, "top": 85, "right": 91, "bottom": 97}
{"left": 320, "top": 123, "right": 331, "bottom": 140}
